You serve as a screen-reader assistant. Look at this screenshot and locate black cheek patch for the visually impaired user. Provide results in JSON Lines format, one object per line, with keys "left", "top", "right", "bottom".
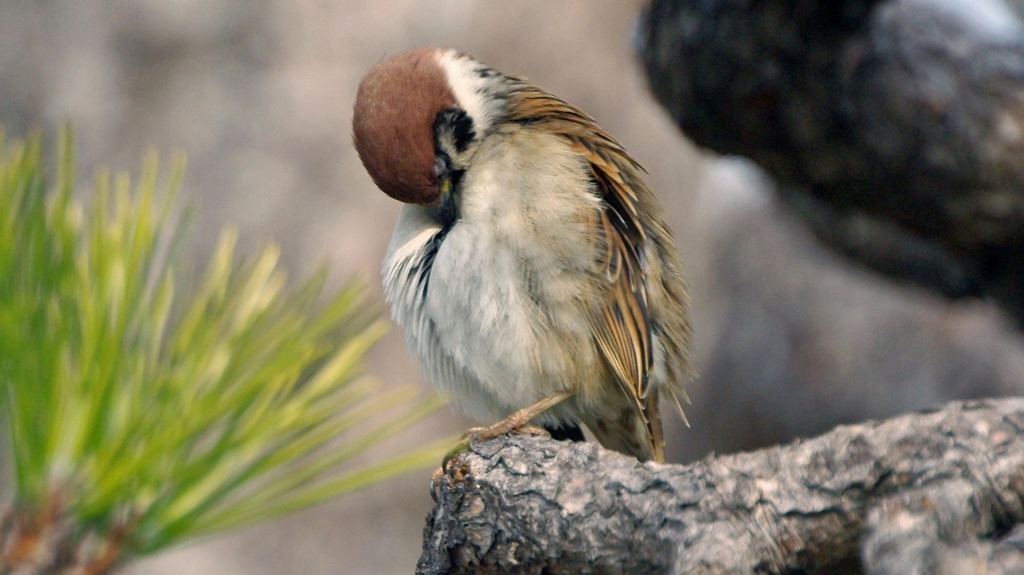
{"left": 433, "top": 108, "right": 476, "bottom": 153}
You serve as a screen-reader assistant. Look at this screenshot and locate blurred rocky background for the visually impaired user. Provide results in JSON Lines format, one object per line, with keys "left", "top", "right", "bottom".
{"left": 2, "top": 0, "right": 1023, "bottom": 573}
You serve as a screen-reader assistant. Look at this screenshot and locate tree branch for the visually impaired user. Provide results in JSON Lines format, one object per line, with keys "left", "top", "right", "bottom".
{"left": 418, "top": 398, "right": 1024, "bottom": 574}
{"left": 636, "top": 0, "right": 1024, "bottom": 324}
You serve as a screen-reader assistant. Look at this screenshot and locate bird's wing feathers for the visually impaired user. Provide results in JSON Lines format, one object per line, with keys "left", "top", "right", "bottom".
{"left": 506, "top": 81, "right": 660, "bottom": 454}
{"left": 588, "top": 204, "right": 652, "bottom": 407}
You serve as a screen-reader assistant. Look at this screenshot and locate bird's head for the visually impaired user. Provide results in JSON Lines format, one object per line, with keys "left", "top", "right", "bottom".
{"left": 352, "top": 47, "right": 509, "bottom": 214}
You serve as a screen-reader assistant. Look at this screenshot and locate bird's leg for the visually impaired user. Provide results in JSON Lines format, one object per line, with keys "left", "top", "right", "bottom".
{"left": 433, "top": 390, "right": 576, "bottom": 493}
{"left": 467, "top": 390, "right": 576, "bottom": 441}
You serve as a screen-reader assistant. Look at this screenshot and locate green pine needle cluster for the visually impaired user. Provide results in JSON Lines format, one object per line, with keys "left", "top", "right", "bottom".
{"left": 0, "top": 130, "right": 447, "bottom": 569}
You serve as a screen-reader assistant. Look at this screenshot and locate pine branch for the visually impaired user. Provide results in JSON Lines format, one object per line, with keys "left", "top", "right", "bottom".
{"left": 420, "top": 398, "right": 1024, "bottom": 574}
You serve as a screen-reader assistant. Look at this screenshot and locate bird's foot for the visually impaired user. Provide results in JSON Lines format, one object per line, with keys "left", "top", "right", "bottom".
{"left": 430, "top": 424, "right": 551, "bottom": 500}
{"left": 431, "top": 449, "right": 470, "bottom": 500}
{"left": 431, "top": 391, "right": 575, "bottom": 499}
{"left": 466, "top": 421, "right": 549, "bottom": 442}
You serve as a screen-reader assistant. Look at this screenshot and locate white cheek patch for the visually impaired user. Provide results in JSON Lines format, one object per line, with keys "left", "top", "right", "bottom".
{"left": 435, "top": 49, "right": 506, "bottom": 138}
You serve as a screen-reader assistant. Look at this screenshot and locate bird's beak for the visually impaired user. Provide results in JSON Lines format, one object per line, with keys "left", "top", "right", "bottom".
{"left": 431, "top": 172, "right": 457, "bottom": 224}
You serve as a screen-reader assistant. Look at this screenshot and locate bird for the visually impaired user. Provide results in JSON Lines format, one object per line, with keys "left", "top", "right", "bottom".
{"left": 352, "top": 47, "right": 692, "bottom": 463}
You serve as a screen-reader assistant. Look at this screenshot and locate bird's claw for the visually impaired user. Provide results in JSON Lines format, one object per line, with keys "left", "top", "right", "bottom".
{"left": 430, "top": 434, "right": 474, "bottom": 501}
{"left": 430, "top": 423, "right": 556, "bottom": 501}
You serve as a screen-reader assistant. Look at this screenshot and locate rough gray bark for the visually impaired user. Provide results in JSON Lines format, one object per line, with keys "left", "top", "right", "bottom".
{"left": 418, "top": 398, "right": 1024, "bottom": 574}
{"left": 637, "top": 0, "right": 1024, "bottom": 325}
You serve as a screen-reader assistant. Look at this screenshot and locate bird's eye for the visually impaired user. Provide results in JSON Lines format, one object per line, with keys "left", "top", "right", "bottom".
{"left": 433, "top": 155, "right": 448, "bottom": 181}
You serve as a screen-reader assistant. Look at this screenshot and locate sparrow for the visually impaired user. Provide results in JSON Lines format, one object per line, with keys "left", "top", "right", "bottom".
{"left": 353, "top": 47, "right": 692, "bottom": 463}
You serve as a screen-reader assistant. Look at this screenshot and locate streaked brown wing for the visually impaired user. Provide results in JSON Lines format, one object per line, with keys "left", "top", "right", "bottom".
{"left": 587, "top": 198, "right": 652, "bottom": 414}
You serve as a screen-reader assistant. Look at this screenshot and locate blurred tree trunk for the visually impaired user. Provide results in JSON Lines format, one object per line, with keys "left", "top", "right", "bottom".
{"left": 638, "top": 0, "right": 1024, "bottom": 326}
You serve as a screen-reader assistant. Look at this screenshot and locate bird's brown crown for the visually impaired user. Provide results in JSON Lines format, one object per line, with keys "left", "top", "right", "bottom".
{"left": 352, "top": 47, "right": 456, "bottom": 204}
